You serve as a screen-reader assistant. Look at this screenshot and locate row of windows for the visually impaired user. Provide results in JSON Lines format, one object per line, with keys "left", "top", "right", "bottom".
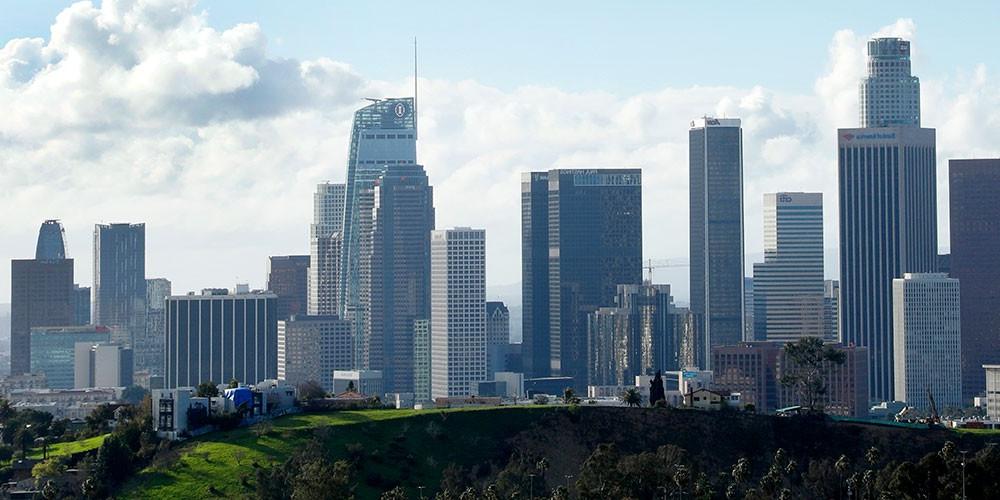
{"left": 363, "top": 133, "right": 414, "bottom": 140}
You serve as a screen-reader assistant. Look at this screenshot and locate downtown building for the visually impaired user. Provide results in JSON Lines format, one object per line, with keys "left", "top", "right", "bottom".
{"left": 308, "top": 182, "right": 345, "bottom": 316}
{"left": 522, "top": 169, "right": 643, "bottom": 391}
{"left": 839, "top": 38, "right": 937, "bottom": 403}
{"left": 164, "top": 289, "right": 278, "bottom": 389}
{"left": 141, "top": 278, "right": 171, "bottom": 377}
{"left": 949, "top": 158, "right": 1000, "bottom": 401}
{"left": 690, "top": 117, "right": 744, "bottom": 369}
{"left": 752, "top": 192, "right": 825, "bottom": 343}
{"left": 430, "top": 228, "right": 487, "bottom": 398}
{"left": 277, "top": 315, "right": 352, "bottom": 392}
{"left": 30, "top": 325, "right": 111, "bottom": 389}
{"left": 892, "top": 273, "right": 962, "bottom": 411}
{"left": 268, "top": 255, "right": 310, "bottom": 321}
{"left": 11, "top": 220, "right": 75, "bottom": 374}
{"left": 358, "top": 164, "right": 435, "bottom": 394}
{"left": 93, "top": 223, "right": 147, "bottom": 353}
{"left": 486, "top": 301, "right": 511, "bottom": 378}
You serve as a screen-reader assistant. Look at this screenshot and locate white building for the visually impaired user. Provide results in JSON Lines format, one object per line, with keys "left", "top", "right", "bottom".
{"left": 752, "top": 192, "right": 825, "bottom": 343}
{"left": 8, "top": 387, "right": 121, "bottom": 419}
{"left": 893, "top": 273, "right": 962, "bottom": 410}
{"left": 74, "top": 343, "right": 134, "bottom": 388}
{"left": 431, "top": 228, "right": 487, "bottom": 398}
{"left": 985, "top": 365, "right": 1000, "bottom": 421}
{"left": 308, "top": 182, "right": 345, "bottom": 315}
{"left": 333, "top": 370, "right": 383, "bottom": 397}
{"left": 277, "top": 315, "right": 352, "bottom": 392}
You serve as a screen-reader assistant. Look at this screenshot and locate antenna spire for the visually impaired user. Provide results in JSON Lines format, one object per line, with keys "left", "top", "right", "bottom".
{"left": 413, "top": 37, "right": 418, "bottom": 141}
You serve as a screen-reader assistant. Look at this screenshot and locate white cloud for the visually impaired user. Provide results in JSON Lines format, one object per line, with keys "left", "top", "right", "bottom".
{"left": 1, "top": 4, "right": 998, "bottom": 306}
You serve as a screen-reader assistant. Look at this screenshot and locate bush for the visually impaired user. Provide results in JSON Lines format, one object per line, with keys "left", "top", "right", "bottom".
{"left": 534, "top": 394, "right": 549, "bottom": 405}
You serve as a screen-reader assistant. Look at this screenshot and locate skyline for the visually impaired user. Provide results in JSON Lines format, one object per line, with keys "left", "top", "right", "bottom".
{"left": 2, "top": 1, "right": 1000, "bottom": 304}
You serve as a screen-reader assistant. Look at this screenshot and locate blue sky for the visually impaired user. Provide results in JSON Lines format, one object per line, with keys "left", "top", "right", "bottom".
{"left": 1, "top": 1, "right": 998, "bottom": 306}
{"left": 3, "top": 1, "right": 998, "bottom": 95}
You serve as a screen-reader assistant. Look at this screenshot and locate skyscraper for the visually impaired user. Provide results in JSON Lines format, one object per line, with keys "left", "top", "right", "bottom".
{"left": 29, "top": 325, "right": 111, "bottom": 389}
{"left": 72, "top": 284, "right": 91, "bottom": 326}
{"left": 309, "top": 182, "right": 345, "bottom": 316}
{"left": 752, "top": 193, "right": 824, "bottom": 343}
{"left": 689, "top": 117, "right": 744, "bottom": 367}
{"left": 547, "top": 169, "right": 643, "bottom": 391}
{"left": 141, "top": 278, "right": 171, "bottom": 376}
{"left": 268, "top": 255, "right": 310, "bottom": 321}
{"left": 823, "top": 280, "right": 840, "bottom": 342}
{"left": 859, "top": 38, "right": 920, "bottom": 128}
{"left": 165, "top": 289, "right": 277, "bottom": 389}
{"left": 521, "top": 171, "right": 550, "bottom": 378}
{"left": 339, "top": 98, "right": 417, "bottom": 327}
{"left": 892, "top": 273, "right": 961, "bottom": 410}
{"left": 277, "top": 315, "right": 352, "bottom": 392}
{"left": 430, "top": 228, "right": 487, "bottom": 398}
{"left": 587, "top": 283, "right": 675, "bottom": 387}
{"left": 839, "top": 37, "right": 936, "bottom": 402}
{"left": 949, "top": 159, "right": 1000, "bottom": 400}
{"left": 10, "top": 222, "right": 75, "bottom": 374}
{"left": 93, "top": 223, "right": 147, "bottom": 349}
{"left": 486, "top": 301, "right": 511, "bottom": 378}
{"left": 412, "top": 319, "right": 431, "bottom": 403}
{"left": 359, "top": 164, "right": 434, "bottom": 393}
{"left": 35, "top": 220, "right": 67, "bottom": 260}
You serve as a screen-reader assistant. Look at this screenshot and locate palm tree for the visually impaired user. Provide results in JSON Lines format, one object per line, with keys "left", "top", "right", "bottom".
{"left": 621, "top": 388, "right": 642, "bottom": 407}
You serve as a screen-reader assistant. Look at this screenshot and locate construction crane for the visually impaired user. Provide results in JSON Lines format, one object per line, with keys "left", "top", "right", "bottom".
{"left": 644, "top": 258, "right": 689, "bottom": 283}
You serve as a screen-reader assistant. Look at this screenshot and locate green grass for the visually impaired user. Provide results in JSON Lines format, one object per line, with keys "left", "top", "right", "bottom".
{"left": 2, "top": 433, "right": 109, "bottom": 465}
{"left": 954, "top": 427, "right": 1000, "bottom": 435}
{"left": 121, "top": 406, "right": 559, "bottom": 500}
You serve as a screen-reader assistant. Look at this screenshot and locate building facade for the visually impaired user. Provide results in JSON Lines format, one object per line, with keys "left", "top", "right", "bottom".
{"left": 93, "top": 223, "right": 147, "bottom": 349}
{"left": 141, "top": 278, "right": 171, "bottom": 376}
{"left": 859, "top": 38, "right": 920, "bottom": 128}
{"left": 486, "top": 301, "right": 511, "bottom": 377}
{"left": 35, "top": 220, "right": 67, "bottom": 260}
{"left": 29, "top": 326, "right": 111, "bottom": 389}
{"left": 413, "top": 319, "right": 431, "bottom": 403}
{"left": 986, "top": 365, "right": 1000, "bottom": 421}
{"left": 949, "top": 159, "right": 1000, "bottom": 400}
{"left": 11, "top": 258, "right": 74, "bottom": 374}
{"left": 892, "top": 273, "right": 961, "bottom": 411}
{"left": 277, "top": 315, "right": 352, "bottom": 392}
{"left": 268, "top": 255, "right": 310, "bottom": 321}
{"left": 752, "top": 192, "right": 825, "bottom": 343}
{"left": 74, "top": 343, "right": 133, "bottom": 388}
{"left": 309, "top": 182, "right": 345, "bottom": 316}
{"left": 690, "top": 117, "right": 744, "bottom": 368}
{"left": 430, "top": 228, "right": 487, "bottom": 398}
{"left": 164, "top": 289, "right": 278, "bottom": 389}
{"left": 824, "top": 280, "right": 840, "bottom": 342}
{"left": 72, "top": 284, "right": 91, "bottom": 326}
{"left": 359, "top": 164, "right": 435, "bottom": 394}
{"left": 521, "top": 171, "right": 551, "bottom": 378}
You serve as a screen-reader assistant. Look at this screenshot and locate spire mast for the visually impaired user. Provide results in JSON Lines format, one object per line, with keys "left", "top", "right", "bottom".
{"left": 413, "top": 36, "right": 418, "bottom": 141}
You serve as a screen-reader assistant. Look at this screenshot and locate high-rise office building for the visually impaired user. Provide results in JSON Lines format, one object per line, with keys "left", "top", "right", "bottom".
{"left": 673, "top": 307, "right": 703, "bottom": 369}
{"left": 309, "top": 182, "right": 345, "bottom": 316}
{"left": 486, "top": 301, "right": 510, "bottom": 378}
{"left": 949, "top": 158, "right": 1000, "bottom": 401}
{"left": 141, "top": 278, "right": 171, "bottom": 375}
{"left": 752, "top": 193, "right": 825, "bottom": 343}
{"left": 35, "top": 220, "right": 67, "bottom": 260}
{"left": 11, "top": 223, "right": 75, "bottom": 374}
{"left": 892, "top": 273, "right": 961, "bottom": 410}
{"left": 521, "top": 171, "right": 551, "bottom": 378}
{"left": 839, "top": 40, "right": 936, "bottom": 403}
{"left": 824, "top": 280, "right": 840, "bottom": 342}
{"left": 268, "top": 255, "right": 310, "bottom": 321}
{"left": 29, "top": 325, "right": 111, "bottom": 389}
{"left": 430, "top": 228, "right": 487, "bottom": 398}
{"left": 546, "top": 169, "right": 642, "bottom": 391}
{"left": 859, "top": 38, "right": 920, "bottom": 128}
{"left": 164, "top": 289, "right": 277, "bottom": 388}
{"left": 359, "top": 164, "right": 434, "bottom": 393}
{"left": 74, "top": 342, "right": 133, "bottom": 389}
{"left": 339, "top": 98, "right": 417, "bottom": 327}
{"left": 93, "top": 223, "right": 147, "bottom": 348}
{"left": 689, "top": 117, "right": 744, "bottom": 368}
{"left": 586, "top": 306, "right": 631, "bottom": 387}
{"left": 743, "top": 278, "right": 754, "bottom": 342}
{"left": 412, "top": 319, "right": 431, "bottom": 403}
{"left": 72, "top": 284, "right": 91, "bottom": 325}
{"left": 277, "top": 315, "right": 352, "bottom": 392}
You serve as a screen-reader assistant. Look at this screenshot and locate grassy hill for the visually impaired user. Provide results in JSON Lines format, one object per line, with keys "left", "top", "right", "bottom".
{"left": 120, "top": 406, "right": 998, "bottom": 499}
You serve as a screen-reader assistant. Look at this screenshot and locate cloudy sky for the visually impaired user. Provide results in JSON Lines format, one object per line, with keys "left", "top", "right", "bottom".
{"left": 1, "top": 1, "right": 998, "bottom": 305}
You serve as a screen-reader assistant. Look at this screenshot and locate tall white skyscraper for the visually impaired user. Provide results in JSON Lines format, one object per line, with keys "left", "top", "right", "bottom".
{"left": 752, "top": 192, "right": 824, "bottom": 342}
{"left": 431, "top": 228, "right": 486, "bottom": 398}
{"left": 859, "top": 38, "right": 920, "bottom": 127}
{"left": 892, "top": 273, "right": 961, "bottom": 411}
{"left": 308, "top": 182, "right": 345, "bottom": 316}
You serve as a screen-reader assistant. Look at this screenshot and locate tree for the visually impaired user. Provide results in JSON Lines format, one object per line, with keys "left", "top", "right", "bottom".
{"left": 32, "top": 458, "right": 66, "bottom": 488}
{"left": 297, "top": 381, "right": 327, "bottom": 401}
{"left": 121, "top": 385, "right": 149, "bottom": 405}
{"left": 196, "top": 381, "right": 220, "bottom": 398}
{"left": 228, "top": 378, "right": 240, "bottom": 389}
{"left": 563, "top": 388, "right": 579, "bottom": 405}
{"left": 346, "top": 380, "right": 357, "bottom": 393}
{"left": 649, "top": 371, "right": 666, "bottom": 407}
{"left": 621, "top": 388, "right": 642, "bottom": 408}
{"left": 292, "top": 459, "right": 355, "bottom": 500}
{"left": 779, "top": 337, "right": 846, "bottom": 413}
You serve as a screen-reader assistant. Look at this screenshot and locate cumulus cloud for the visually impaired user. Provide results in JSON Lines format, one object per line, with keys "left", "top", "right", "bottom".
{"left": 1, "top": 4, "right": 998, "bottom": 307}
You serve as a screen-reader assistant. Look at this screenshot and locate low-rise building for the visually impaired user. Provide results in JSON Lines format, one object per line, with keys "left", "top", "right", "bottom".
{"left": 0, "top": 373, "right": 47, "bottom": 397}
{"left": 684, "top": 388, "right": 726, "bottom": 410}
{"left": 7, "top": 387, "right": 121, "bottom": 419}
{"left": 332, "top": 370, "right": 383, "bottom": 397}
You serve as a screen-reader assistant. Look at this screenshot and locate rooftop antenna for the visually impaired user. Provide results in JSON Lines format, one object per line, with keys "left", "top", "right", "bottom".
{"left": 413, "top": 36, "right": 418, "bottom": 141}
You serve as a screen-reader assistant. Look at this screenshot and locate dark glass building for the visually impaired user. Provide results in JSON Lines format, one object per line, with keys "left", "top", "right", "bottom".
{"left": 689, "top": 117, "right": 744, "bottom": 368}
{"left": 165, "top": 289, "right": 277, "bottom": 388}
{"left": 35, "top": 220, "right": 67, "bottom": 260}
{"left": 521, "top": 172, "right": 550, "bottom": 378}
{"left": 949, "top": 158, "right": 1000, "bottom": 400}
{"left": 267, "top": 255, "right": 310, "bottom": 321}
{"left": 547, "top": 168, "right": 642, "bottom": 391}
{"left": 72, "top": 284, "right": 91, "bottom": 326}
{"left": 359, "top": 164, "right": 434, "bottom": 394}
{"left": 10, "top": 259, "right": 74, "bottom": 374}
{"left": 93, "top": 223, "right": 147, "bottom": 348}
